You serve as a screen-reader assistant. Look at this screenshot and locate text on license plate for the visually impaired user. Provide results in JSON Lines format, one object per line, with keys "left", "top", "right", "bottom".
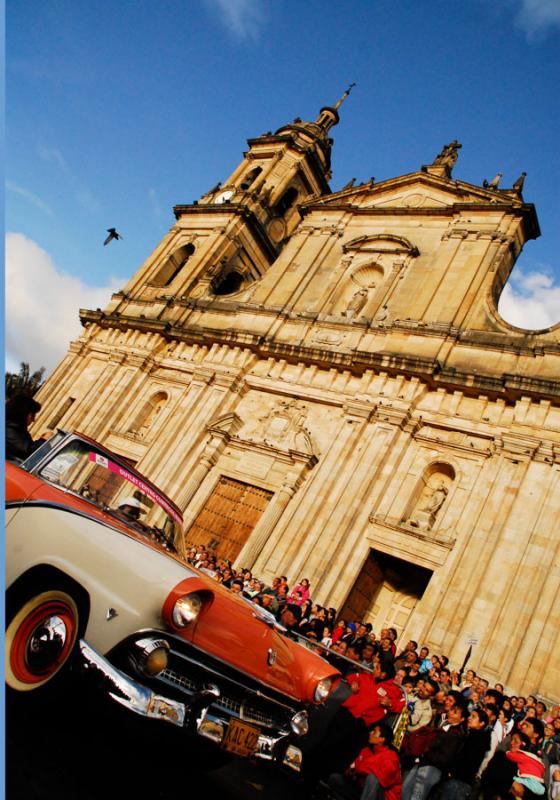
{"left": 221, "top": 718, "right": 260, "bottom": 757}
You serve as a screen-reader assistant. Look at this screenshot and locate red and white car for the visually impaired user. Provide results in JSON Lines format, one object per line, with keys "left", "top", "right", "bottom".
{"left": 5, "top": 431, "right": 340, "bottom": 771}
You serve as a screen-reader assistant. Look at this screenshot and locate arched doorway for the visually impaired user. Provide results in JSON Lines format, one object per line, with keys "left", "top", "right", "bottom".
{"left": 340, "top": 550, "right": 432, "bottom": 639}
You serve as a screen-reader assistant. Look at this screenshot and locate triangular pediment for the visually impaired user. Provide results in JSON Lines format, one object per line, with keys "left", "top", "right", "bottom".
{"left": 306, "top": 172, "right": 523, "bottom": 211}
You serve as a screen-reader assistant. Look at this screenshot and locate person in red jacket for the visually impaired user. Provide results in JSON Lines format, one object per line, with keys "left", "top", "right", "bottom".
{"left": 327, "top": 722, "right": 402, "bottom": 800}
{"left": 305, "top": 659, "right": 406, "bottom": 782}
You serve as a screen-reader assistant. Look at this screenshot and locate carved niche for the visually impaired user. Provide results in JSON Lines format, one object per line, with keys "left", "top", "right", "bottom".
{"left": 404, "top": 462, "right": 455, "bottom": 532}
{"left": 127, "top": 391, "right": 168, "bottom": 440}
{"left": 332, "top": 234, "right": 419, "bottom": 318}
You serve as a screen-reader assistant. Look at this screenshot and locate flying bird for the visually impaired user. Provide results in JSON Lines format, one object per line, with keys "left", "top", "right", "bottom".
{"left": 483, "top": 173, "right": 503, "bottom": 190}
{"left": 104, "top": 228, "right": 123, "bottom": 246}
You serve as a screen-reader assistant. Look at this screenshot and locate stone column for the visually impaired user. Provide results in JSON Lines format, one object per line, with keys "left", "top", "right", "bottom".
{"left": 175, "top": 435, "right": 223, "bottom": 510}
{"left": 236, "top": 477, "right": 298, "bottom": 571}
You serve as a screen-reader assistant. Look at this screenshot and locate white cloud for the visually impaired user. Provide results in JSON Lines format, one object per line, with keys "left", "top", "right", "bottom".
{"left": 514, "top": 0, "right": 560, "bottom": 38}
{"left": 204, "top": 0, "right": 265, "bottom": 41}
{"left": 6, "top": 181, "right": 53, "bottom": 216}
{"left": 36, "top": 143, "right": 101, "bottom": 213}
{"left": 37, "top": 145, "right": 69, "bottom": 173}
{"left": 498, "top": 267, "right": 560, "bottom": 330}
{"left": 5, "top": 233, "right": 124, "bottom": 374}
{"left": 149, "top": 187, "right": 166, "bottom": 222}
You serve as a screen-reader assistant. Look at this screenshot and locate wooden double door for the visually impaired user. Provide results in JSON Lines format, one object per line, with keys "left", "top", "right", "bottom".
{"left": 185, "top": 476, "right": 272, "bottom": 563}
{"left": 341, "top": 550, "right": 432, "bottom": 639}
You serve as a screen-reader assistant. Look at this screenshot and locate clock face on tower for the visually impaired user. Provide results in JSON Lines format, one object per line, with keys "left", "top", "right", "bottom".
{"left": 215, "top": 189, "right": 234, "bottom": 204}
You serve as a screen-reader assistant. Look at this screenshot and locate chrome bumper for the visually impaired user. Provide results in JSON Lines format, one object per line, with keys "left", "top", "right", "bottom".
{"left": 78, "top": 640, "right": 303, "bottom": 771}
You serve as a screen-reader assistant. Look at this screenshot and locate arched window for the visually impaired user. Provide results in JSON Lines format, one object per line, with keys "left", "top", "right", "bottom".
{"left": 128, "top": 391, "right": 168, "bottom": 438}
{"left": 240, "top": 166, "right": 262, "bottom": 190}
{"left": 150, "top": 243, "right": 195, "bottom": 287}
{"left": 212, "top": 269, "right": 245, "bottom": 296}
{"left": 274, "top": 187, "right": 298, "bottom": 216}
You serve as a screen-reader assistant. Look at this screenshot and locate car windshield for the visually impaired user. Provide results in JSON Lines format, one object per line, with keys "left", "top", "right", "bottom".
{"left": 34, "top": 435, "right": 182, "bottom": 552}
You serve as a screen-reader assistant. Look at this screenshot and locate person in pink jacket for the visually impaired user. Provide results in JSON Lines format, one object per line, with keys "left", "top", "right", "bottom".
{"left": 290, "top": 577, "right": 311, "bottom": 604}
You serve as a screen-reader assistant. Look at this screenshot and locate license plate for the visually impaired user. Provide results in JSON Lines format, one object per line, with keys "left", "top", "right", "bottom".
{"left": 221, "top": 718, "right": 260, "bottom": 757}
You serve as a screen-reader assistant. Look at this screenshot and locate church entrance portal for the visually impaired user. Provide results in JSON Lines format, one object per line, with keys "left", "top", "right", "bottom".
{"left": 185, "top": 476, "right": 273, "bottom": 563}
{"left": 340, "top": 550, "right": 432, "bottom": 639}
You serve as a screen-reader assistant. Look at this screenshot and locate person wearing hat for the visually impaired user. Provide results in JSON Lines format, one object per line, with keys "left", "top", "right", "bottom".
{"left": 342, "top": 623, "right": 358, "bottom": 647}
{"left": 115, "top": 495, "right": 143, "bottom": 523}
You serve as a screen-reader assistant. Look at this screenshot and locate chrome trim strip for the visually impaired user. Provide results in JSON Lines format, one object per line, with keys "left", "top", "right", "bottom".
{"left": 167, "top": 638, "right": 299, "bottom": 714}
{"left": 79, "top": 640, "right": 186, "bottom": 727}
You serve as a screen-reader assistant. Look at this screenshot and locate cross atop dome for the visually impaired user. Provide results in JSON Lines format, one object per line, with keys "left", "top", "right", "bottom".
{"left": 316, "top": 83, "right": 356, "bottom": 132}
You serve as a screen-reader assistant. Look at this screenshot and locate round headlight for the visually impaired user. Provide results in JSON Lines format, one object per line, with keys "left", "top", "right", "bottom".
{"left": 172, "top": 593, "right": 202, "bottom": 627}
{"left": 314, "top": 677, "right": 333, "bottom": 703}
{"left": 290, "top": 710, "right": 309, "bottom": 736}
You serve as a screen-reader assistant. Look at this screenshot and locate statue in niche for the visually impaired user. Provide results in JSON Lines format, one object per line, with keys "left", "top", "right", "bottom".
{"left": 344, "top": 287, "right": 369, "bottom": 317}
{"left": 128, "top": 394, "right": 167, "bottom": 439}
{"left": 420, "top": 482, "right": 448, "bottom": 514}
{"left": 409, "top": 480, "right": 449, "bottom": 531}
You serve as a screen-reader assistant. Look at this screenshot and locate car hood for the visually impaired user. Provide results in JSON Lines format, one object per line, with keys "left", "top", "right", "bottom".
{"left": 177, "top": 577, "right": 339, "bottom": 703}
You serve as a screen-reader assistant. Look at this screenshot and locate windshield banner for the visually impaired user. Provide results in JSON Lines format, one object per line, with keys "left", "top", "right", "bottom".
{"left": 89, "top": 452, "right": 183, "bottom": 524}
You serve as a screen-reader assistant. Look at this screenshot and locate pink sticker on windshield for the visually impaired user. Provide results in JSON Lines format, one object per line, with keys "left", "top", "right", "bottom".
{"left": 88, "top": 452, "right": 182, "bottom": 524}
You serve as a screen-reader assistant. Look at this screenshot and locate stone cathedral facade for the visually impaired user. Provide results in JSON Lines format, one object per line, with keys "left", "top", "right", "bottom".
{"left": 34, "top": 97, "right": 560, "bottom": 700}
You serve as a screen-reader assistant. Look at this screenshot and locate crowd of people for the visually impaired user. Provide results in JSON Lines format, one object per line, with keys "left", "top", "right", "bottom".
{"left": 185, "top": 545, "right": 560, "bottom": 800}
{"left": 8, "top": 393, "right": 557, "bottom": 800}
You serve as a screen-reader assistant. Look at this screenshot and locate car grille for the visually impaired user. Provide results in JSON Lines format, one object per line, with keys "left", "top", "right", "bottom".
{"left": 112, "top": 631, "right": 300, "bottom": 736}
{"left": 160, "top": 665, "right": 285, "bottom": 730}
{"left": 160, "top": 668, "right": 197, "bottom": 693}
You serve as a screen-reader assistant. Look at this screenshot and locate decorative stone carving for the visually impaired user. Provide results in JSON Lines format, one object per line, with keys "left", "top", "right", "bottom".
{"left": 241, "top": 399, "right": 318, "bottom": 455}
{"left": 311, "top": 329, "right": 345, "bottom": 346}
{"left": 350, "top": 263, "right": 384, "bottom": 288}
{"left": 402, "top": 193, "right": 426, "bottom": 208}
{"left": 375, "top": 305, "right": 389, "bottom": 325}
{"left": 343, "top": 288, "right": 369, "bottom": 317}
{"left": 409, "top": 479, "right": 449, "bottom": 530}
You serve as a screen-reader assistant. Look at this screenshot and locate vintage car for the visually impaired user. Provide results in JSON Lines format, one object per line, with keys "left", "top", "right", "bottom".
{"left": 5, "top": 431, "right": 340, "bottom": 772}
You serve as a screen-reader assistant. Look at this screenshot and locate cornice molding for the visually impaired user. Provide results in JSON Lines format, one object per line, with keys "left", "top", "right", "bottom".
{"left": 172, "top": 203, "right": 279, "bottom": 262}
{"left": 300, "top": 202, "right": 539, "bottom": 238}
{"left": 79, "top": 309, "right": 560, "bottom": 403}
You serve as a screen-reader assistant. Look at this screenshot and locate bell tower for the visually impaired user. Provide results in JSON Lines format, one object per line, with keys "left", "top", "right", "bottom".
{"left": 196, "top": 86, "right": 357, "bottom": 243}
{"left": 99, "top": 93, "right": 352, "bottom": 315}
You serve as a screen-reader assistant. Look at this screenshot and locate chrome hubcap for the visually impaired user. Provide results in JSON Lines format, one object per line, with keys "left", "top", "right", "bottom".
{"left": 26, "top": 614, "right": 69, "bottom": 672}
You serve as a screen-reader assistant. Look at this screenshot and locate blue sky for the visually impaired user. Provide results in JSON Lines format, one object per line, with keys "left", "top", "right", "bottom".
{"left": 5, "top": 0, "right": 560, "bottom": 374}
